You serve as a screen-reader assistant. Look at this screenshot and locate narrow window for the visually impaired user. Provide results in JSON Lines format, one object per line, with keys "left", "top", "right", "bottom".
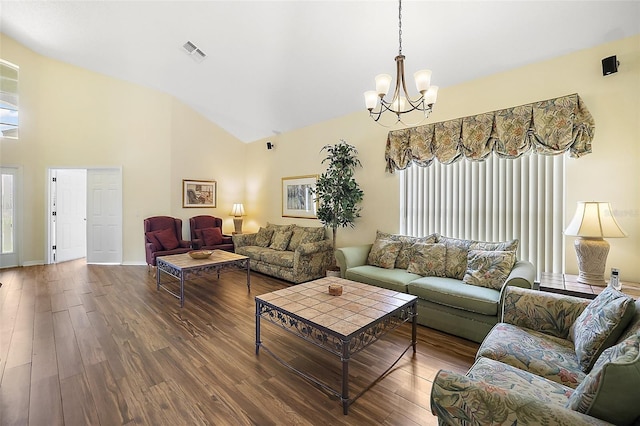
{"left": 0, "top": 59, "right": 19, "bottom": 139}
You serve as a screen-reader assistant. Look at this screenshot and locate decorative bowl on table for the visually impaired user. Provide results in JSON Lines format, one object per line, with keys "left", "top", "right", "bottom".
{"left": 189, "top": 250, "right": 213, "bottom": 259}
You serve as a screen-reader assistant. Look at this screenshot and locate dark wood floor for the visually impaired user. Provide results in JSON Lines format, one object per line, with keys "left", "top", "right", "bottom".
{"left": 0, "top": 260, "right": 478, "bottom": 425}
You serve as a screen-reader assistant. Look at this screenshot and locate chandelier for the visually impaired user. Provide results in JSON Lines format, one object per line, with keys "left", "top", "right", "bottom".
{"left": 364, "top": 0, "right": 438, "bottom": 126}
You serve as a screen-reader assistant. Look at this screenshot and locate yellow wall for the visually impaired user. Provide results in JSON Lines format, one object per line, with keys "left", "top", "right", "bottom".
{"left": 0, "top": 34, "right": 245, "bottom": 265}
{"left": 2, "top": 33, "right": 638, "bottom": 281}
{"left": 246, "top": 34, "right": 640, "bottom": 282}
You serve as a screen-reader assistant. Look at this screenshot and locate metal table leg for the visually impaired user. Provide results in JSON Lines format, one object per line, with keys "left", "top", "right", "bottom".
{"left": 246, "top": 259, "right": 251, "bottom": 292}
{"left": 180, "top": 272, "right": 185, "bottom": 308}
{"left": 255, "top": 301, "right": 261, "bottom": 354}
{"left": 341, "top": 339, "right": 350, "bottom": 415}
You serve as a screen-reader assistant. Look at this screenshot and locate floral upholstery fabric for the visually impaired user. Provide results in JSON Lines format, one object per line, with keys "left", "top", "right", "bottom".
{"left": 259, "top": 249, "right": 294, "bottom": 268}
{"left": 269, "top": 229, "right": 293, "bottom": 251}
{"left": 569, "top": 286, "right": 636, "bottom": 372}
{"left": 373, "top": 230, "right": 438, "bottom": 270}
{"left": 287, "top": 226, "right": 325, "bottom": 251}
{"left": 467, "top": 357, "right": 573, "bottom": 405}
{"left": 502, "top": 286, "right": 590, "bottom": 339}
{"left": 255, "top": 227, "right": 274, "bottom": 248}
{"left": 385, "top": 94, "right": 595, "bottom": 173}
{"left": 566, "top": 332, "right": 640, "bottom": 425}
{"left": 477, "top": 323, "right": 586, "bottom": 388}
{"left": 233, "top": 227, "right": 333, "bottom": 284}
{"left": 438, "top": 236, "right": 472, "bottom": 280}
{"left": 463, "top": 250, "right": 516, "bottom": 290}
{"left": 470, "top": 239, "right": 519, "bottom": 252}
{"left": 367, "top": 238, "right": 402, "bottom": 269}
{"left": 406, "top": 243, "right": 446, "bottom": 277}
{"left": 431, "top": 365, "right": 608, "bottom": 426}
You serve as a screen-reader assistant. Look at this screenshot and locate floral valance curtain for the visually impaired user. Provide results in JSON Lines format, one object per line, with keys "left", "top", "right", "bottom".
{"left": 385, "top": 93, "right": 595, "bottom": 173}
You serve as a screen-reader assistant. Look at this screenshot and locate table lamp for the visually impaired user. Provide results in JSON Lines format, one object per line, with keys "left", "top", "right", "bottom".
{"left": 231, "top": 203, "right": 245, "bottom": 234}
{"left": 564, "top": 201, "right": 627, "bottom": 286}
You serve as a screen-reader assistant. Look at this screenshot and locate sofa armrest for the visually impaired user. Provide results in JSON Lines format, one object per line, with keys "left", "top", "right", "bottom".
{"left": 335, "top": 244, "right": 372, "bottom": 278}
{"left": 232, "top": 233, "right": 257, "bottom": 248}
{"left": 501, "top": 286, "right": 591, "bottom": 339}
{"left": 431, "top": 369, "right": 612, "bottom": 426}
{"left": 503, "top": 260, "right": 536, "bottom": 290}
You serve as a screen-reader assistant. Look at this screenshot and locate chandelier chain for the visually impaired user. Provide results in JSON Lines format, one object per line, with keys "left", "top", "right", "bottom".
{"left": 398, "top": 0, "right": 403, "bottom": 55}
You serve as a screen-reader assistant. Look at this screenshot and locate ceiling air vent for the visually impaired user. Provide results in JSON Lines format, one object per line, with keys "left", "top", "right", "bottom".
{"left": 182, "top": 40, "right": 207, "bottom": 63}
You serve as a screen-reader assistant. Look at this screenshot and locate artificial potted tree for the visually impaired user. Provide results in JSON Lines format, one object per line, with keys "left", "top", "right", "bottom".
{"left": 314, "top": 140, "right": 364, "bottom": 276}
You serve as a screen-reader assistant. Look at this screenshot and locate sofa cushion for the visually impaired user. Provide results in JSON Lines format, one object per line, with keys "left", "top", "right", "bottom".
{"left": 201, "top": 227, "right": 223, "bottom": 246}
{"left": 269, "top": 229, "right": 293, "bottom": 251}
{"left": 260, "top": 249, "right": 294, "bottom": 268}
{"left": 477, "top": 323, "right": 586, "bottom": 388}
{"left": 235, "top": 246, "right": 266, "bottom": 260}
{"left": 438, "top": 236, "right": 472, "bottom": 280}
{"left": 468, "top": 357, "right": 573, "bottom": 407}
{"left": 345, "top": 265, "right": 420, "bottom": 293}
{"left": 566, "top": 332, "right": 640, "bottom": 425}
{"left": 367, "top": 238, "right": 402, "bottom": 269}
{"left": 255, "top": 227, "right": 274, "bottom": 248}
{"left": 406, "top": 243, "right": 446, "bottom": 277}
{"left": 569, "top": 286, "right": 636, "bottom": 372}
{"left": 407, "top": 277, "right": 500, "bottom": 316}
{"left": 154, "top": 227, "right": 179, "bottom": 251}
{"left": 462, "top": 249, "right": 516, "bottom": 290}
{"left": 288, "top": 226, "right": 324, "bottom": 251}
{"left": 395, "top": 233, "right": 438, "bottom": 269}
{"left": 470, "top": 239, "right": 519, "bottom": 252}
{"left": 146, "top": 231, "right": 164, "bottom": 250}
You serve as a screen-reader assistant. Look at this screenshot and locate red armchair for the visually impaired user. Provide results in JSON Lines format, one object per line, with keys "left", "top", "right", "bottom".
{"left": 189, "top": 215, "right": 234, "bottom": 252}
{"left": 144, "top": 216, "right": 191, "bottom": 268}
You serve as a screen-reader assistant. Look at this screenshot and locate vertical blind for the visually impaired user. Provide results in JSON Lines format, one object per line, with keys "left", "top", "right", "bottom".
{"left": 399, "top": 153, "right": 565, "bottom": 278}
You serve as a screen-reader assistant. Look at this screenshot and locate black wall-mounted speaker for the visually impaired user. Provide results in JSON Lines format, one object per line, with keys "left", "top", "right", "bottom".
{"left": 602, "top": 56, "right": 619, "bottom": 76}
{"left": 266, "top": 142, "right": 274, "bottom": 150}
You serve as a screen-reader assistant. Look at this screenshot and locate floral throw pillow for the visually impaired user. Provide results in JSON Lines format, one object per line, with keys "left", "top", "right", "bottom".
{"left": 470, "top": 239, "right": 519, "bottom": 252}
{"left": 406, "top": 243, "right": 446, "bottom": 277}
{"left": 438, "top": 236, "right": 472, "bottom": 279}
{"left": 569, "top": 286, "right": 636, "bottom": 372}
{"left": 462, "top": 249, "right": 516, "bottom": 290}
{"left": 367, "top": 238, "right": 402, "bottom": 269}
{"left": 255, "top": 227, "right": 274, "bottom": 248}
{"left": 269, "top": 230, "right": 293, "bottom": 251}
{"left": 566, "top": 333, "right": 640, "bottom": 425}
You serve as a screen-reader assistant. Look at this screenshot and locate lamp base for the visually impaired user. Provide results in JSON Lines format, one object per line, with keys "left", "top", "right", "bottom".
{"left": 574, "top": 237, "right": 609, "bottom": 286}
{"left": 233, "top": 217, "right": 243, "bottom": 235}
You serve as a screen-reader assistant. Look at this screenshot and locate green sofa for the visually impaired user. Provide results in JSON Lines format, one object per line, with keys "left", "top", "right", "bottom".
{"left": 431, "top": 286, "right": 640, "bottom": 425}
{"left": 335, "top": 232, "right": 535, "bottom": 343}
{"left": 233, "top": 223, "right": 334, "bottom": 284}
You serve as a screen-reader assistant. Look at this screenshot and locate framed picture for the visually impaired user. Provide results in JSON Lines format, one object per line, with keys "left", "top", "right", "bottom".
{"left": 282, "top": 175, "right": 318, "bottom": 218}
{"left": 182, "top": 179, "right": 217, "bottom": 208}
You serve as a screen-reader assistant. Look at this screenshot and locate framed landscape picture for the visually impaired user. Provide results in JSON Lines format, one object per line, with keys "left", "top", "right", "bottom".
{"left": 183, "top": 179, "right": 216, "bottom": 208}
{"left": 282, "top": 175, "right": 318, "bottom": 218}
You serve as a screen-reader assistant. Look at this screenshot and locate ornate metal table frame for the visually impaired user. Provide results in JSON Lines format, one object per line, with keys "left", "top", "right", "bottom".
{"left": 156, "top": 252, "right": 250, "bottom": 307}
{"left": 255, "top": 295, "right": 417, "bottom": 415}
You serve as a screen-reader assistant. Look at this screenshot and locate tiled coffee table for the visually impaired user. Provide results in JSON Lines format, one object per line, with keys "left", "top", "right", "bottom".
{"left": 156, "top": 250, "right": 250, "bottom": 307}
{"left": 255, "top": 277, "right": 417, "bottom": 415}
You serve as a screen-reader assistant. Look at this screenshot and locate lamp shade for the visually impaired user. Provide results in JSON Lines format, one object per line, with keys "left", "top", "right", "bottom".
{"left": 564, "top": 201, "right": 627, "bottom": 238}
{"left": 230, "top": 203, "right": 245, "bottom": 217}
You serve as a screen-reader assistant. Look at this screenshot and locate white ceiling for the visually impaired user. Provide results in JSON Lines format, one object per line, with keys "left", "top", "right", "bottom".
{"left": 1, "top": 1, "right": 639, "bottom": 143}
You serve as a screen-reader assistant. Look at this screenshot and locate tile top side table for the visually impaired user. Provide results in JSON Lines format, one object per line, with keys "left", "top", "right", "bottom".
{"left": 539, "top": 272, "right": 640, "bottom": 299}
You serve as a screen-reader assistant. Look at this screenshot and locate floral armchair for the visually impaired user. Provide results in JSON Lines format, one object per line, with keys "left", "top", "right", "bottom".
{"left": 144, "top": 216, "right": 191, "bottom": 268}
{"left": 188, "top": 215, "right": 234, "bottom": 252}
{"left": 431, "top": 286, "right": 640, "bottom": 425}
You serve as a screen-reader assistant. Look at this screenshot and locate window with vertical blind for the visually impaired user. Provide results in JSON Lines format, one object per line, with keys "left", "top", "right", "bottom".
{"left": 0, "top": 59, "right": 19, "bottom": 139}
{"left": 399, "top": 153, "right": 565, "bottom": 278}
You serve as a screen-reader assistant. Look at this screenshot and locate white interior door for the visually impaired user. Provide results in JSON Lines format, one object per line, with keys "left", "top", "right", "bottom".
{"left": 0, "top": 167, "right": 19, "bottom": 268}
{"left": 86, "top": 168, "right": 122, "bottom": 264}
{"left": 54, "top": 169, "right": 87, "bottom": 262}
